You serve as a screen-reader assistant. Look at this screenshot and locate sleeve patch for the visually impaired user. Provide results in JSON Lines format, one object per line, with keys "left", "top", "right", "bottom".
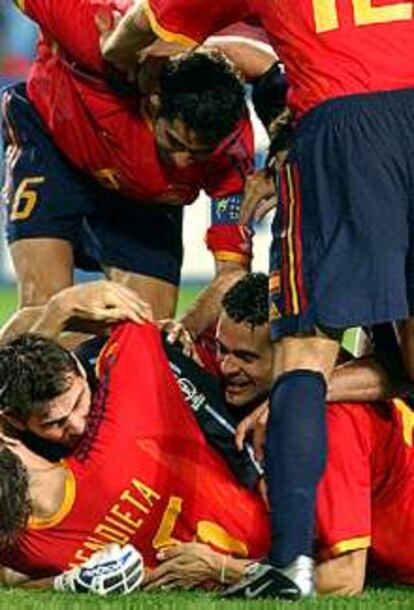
{"left": 211, "top": 194, "right": 243, "bottom": 225}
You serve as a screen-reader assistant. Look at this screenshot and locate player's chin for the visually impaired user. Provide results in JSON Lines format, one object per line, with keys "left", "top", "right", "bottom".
{"left": 225, "top": 385, "right": 253, "bottom": 407}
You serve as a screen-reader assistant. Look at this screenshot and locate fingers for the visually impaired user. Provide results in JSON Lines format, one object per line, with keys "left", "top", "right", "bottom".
{"left": 106, "top": 283, "right": 154, "bottom": 323}
{"left": 161, "top": 320, "right": 194, "bottom": 354}
{"left": 240, "top": 171, "right": 277, "bottom": 225}
{"left": 95, "top": 11, "right": 112, "bottom": 36}
{"left": 143, "top": 559, "right": 188, "bottom": 591}
{"left": 257, "top": 478, "right": 270, "bottom": 512}
{"left": 254, "top": 196, "right": 278, "bottom": 222}
{"left": 253, "top": 408, "right": 269, "bottom": 463}
{"left": 234, "top": 403, "right": 269, "bottom": 455}
{"left": 65, "top": 281, "right": 154, "bottom": 325}
{"left": 235, "top": 415, "right": 253, "bottom": 452}
{"left": 156, "top": 545, "right": 183, "bottom": 562}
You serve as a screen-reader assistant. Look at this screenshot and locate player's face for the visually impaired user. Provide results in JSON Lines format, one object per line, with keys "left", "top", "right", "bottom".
{"left": 26, "top": 372, "right": 91, "bottom": 447}
{"left": 154, "top": 117, "right": 216, "bottom": 168}
{"left": 216, "top": 312, "right": 273, "bottom": 409}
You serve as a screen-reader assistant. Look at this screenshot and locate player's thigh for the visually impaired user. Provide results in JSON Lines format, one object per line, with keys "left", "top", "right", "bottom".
{"left": 105, "top": 267, "right": 178, "bottom": 319}
{"left": 10, "top": 238, "right": 74, "bottom": 306}
{"left": 269, "top": 93, "right": 412, "bottom": 342}
{"left": 2, "top": 84, "right": 91, "bottom": 304}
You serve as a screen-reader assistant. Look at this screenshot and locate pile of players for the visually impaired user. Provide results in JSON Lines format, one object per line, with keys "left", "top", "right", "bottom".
{"left": 1, "top": 0, "right": 414, "bottom": 600}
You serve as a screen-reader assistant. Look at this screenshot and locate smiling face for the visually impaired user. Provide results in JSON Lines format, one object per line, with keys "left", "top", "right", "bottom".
{"left": 154, "top": 116, "right": 216, "bottom": 169}
{"left": 216, "top": 312, "right": 274, "bottom": 409}
{"left": 25, "top": 372, "right": 91, "bottom": 447}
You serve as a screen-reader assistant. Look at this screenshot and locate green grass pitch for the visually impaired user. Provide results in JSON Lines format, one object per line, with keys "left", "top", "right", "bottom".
{"left": 0, "top": 284, "right": 412, "bottom": 608}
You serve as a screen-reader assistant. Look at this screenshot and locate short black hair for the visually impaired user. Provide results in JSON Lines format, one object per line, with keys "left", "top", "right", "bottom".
{"left": 0, "top": 447, "right": 31, "bottom": 548}
{"left": 159, "top": 50, "right": 246, "bottom": 147}
{"left": 0, "top": 334, "right": 79, "bottom": 422}
{"left": 222, "top": 273, "right": 269, "bottom": 327}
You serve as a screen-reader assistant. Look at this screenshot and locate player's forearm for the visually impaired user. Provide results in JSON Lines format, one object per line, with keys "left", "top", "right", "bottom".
{"left": 30, "top": 293, "right": 73, "bottom": 339}
{"left": 327, "top": 357, "right": 393, "bottom": 402}
{"left": 315, "top": 551, "right": 366, "bottom": 596}
{"left": 0, "top": 306, "right": 45, "bottom": 344}
{"left": 180, "top": 264, "right": 247, "bottom": 338}
{"left": 205, "top": 38, "right": 276, "bottom": 82}
{"left": 0, "top": 566, "right": 47, "bottom": 588}
{"left": 101, "top": 4, "right": 157, "bottom": 69}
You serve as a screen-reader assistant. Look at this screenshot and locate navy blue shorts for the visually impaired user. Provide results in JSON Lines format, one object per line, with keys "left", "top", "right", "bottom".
{"left": 269, "top": 87, "right": 414, "bottom": 340}
{"left": 1, "top": 83, "right": 183, "bottom": 285}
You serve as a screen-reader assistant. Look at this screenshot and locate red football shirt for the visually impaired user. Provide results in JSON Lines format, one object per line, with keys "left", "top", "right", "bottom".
{"left": 146, "top": 0, "right": 414, "bottom": 118}
{"left": 0, "top": 323, "right": 269, "bottom": 577}
{"left": 316, "top": 399, "right": 414, "bottom": 585}
{"left": 15, "top": 0, "right": 254, "bottom": 205}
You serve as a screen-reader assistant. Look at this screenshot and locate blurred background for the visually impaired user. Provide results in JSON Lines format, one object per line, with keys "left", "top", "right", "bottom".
{"left": 0, "top": 2, "right": 272, "bottom": 322}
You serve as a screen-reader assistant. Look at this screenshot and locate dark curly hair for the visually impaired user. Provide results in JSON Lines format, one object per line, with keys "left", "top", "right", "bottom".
{"left": 159, "top": 50, "right": 246, "bottom": 147}
{"left": 222, "top": 273, "right": 269, "bottom": 328}
{"left": 0, "top": 333, "right": 78, "bottom": 422}
{"left": 0, "top": 447, "right": 31, "bottom": 548}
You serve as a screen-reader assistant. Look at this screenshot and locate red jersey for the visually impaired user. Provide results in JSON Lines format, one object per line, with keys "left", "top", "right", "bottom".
{"left": 316, "top": 399, "right": 414, "bottom": 586}
{"left": 145, "top": 0, "right": 414, "bottom": 118}
{"left": 15, "top": 0, "right": 254, "bottom": 205}
{"left": 0, "top": 323, "right": 269, "bottom": 578}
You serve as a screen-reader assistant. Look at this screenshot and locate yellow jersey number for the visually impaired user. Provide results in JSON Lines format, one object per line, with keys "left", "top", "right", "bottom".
{"left": 153, "top": 496, "right": 248, "bottom": 557}
{"left": 312, "top": 0, "right": 413, "bottom": 33}
{"left": 10, "top": 177, "right": 45, "bottom": 221}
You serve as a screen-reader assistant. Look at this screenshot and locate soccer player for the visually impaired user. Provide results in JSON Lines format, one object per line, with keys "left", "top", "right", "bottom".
{"left": 99, "top": 0, "right": 414, "bottom": 597}
{"left": 0, "top": 280, "right": 262, "bottom": 485}
{"left": 2, "top": 1, "right": 273, "bottom": 338}
{"left": 145, "top": 273, "right": 414, "bottom": 595}
{"left": 0, "top": 322, "right": 270, "bottom": 584}
{"left": 0, "top": 278, "right": 412, "bottom": 595}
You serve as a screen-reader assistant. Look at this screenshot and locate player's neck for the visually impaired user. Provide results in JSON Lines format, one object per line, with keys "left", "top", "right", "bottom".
{"left": 13, "top": 445, "right": 67, "bottom": 521}
{"left": 28, "top": 462, "right": 68, "bottom": 521}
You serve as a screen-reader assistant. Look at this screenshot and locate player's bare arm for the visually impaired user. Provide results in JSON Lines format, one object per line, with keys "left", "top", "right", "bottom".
{"left": 327, "top": 357, "right": 393, "bottom": 402}
{"left": 205, "top": 37, "right": 275, "bottom": 83}
{"left": 177, "top": 262, "right": 247, "bottom": 341}
{"left": 99, "top": 2, "right": 161, "bottom": 71}
{"left": 0, "top": 281, "right": 153, "bottom": 345}
{"left": 315, "top": 550, "right": 367, "bottom": 596}
{"left": 144, "top": 541, "right": 367, "bottom": 596}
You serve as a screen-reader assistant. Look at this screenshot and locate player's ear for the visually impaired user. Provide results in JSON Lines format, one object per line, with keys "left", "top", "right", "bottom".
{"left": 0, "top": 412, "right": 26, "bottom": 432}
{"left": 149, "top": 93, "right": 161, "bottom": 114}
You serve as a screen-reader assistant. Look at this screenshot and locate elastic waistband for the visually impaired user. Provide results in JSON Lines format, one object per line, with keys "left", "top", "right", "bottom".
{"left": 297, "top": 86, "right": 414, "bottom": 129}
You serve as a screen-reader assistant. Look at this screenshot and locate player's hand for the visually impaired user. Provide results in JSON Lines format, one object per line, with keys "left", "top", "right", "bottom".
{"left": 95, "top": 9, "right": 122, "bottom": 53}
{"left": 136, "top": 40, "right": 186, "bottom": 94}
{"left": 96, "top": 9, "right": 137, "bottom": 78}
{"left": 235, "top": 401, "right": 269, "bottom": 463}
{"left": 257, "top": 477, "right": 270, "bottom": 512}
{"left": 143, "top": 543, "right": 220, "bottom": 590}
{"left": 51, "top": 281, "right": 153, "bottom": 325}
{"left": 54, "top": 543, "right": 144, "bottom": 595}
{"left": 240, "top": 170, "right": 277, "bottom": 225}
{"left": 159, "top": 319, "right": 196, "bottom": 357}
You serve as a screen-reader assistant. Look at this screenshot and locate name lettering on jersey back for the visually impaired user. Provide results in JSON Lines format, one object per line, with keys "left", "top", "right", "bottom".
{"left": 313, "top": 0, "right": 413, "bottom": 33}
{"left": 68, "top": 478, "right": 160, "bottom": 567}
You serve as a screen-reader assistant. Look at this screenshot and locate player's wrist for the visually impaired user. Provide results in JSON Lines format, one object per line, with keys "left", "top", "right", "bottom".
{"left": 212, "top": 555, "right": 252, "bottom": 585}
{"left": 48, "top": 291, "right": 74, "bottom": 327}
